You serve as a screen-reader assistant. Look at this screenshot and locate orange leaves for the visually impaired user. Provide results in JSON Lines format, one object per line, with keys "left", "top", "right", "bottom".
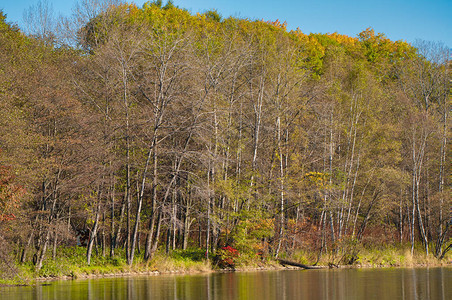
{"left": 328, "top": 32, "right": 358, "bottom": 47}
{"left": 0, "top": 162, "right": 25, "bottom": 222}
{"left": 266, "top": 19, "right": 287, "bottom": 31}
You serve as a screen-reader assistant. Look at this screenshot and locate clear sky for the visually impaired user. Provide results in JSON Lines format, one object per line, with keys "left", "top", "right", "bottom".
{"left": 1, "top": 0, "right": 451, "bottom": 47}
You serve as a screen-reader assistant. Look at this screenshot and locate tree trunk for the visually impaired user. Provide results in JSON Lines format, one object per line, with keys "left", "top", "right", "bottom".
{"left": 35, "top": 230, "right": 50, "bottom": 271}
{"left": 52, "top": 230, "right": 58, "bottom": 260}
{"left": 87, "top": 199, "right": 101, "bottom": 265}
{"left": 144, "top": 144, "right": 158, "bottom": 261}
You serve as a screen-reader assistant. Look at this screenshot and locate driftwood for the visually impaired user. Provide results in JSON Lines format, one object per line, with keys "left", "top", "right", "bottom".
{"left": 278, "top": 259, "right": 326, "bottom": 269}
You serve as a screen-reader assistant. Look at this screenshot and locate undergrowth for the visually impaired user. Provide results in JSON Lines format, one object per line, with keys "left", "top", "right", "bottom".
{"left": 2, "top": 243, "right": 450, "bottom": 285}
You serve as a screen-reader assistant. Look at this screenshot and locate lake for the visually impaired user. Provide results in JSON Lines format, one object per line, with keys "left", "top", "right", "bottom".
{"left": 1, "top": 267, "right": 451, "bottom": 299}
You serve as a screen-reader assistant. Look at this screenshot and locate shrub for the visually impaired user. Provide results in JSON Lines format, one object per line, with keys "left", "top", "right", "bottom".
{"left": 214, "top": 246, "right": 239, "bottom": 269}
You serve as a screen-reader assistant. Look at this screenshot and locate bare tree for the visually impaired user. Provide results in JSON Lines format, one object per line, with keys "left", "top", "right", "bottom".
{"left": 23, "top": 0, "right": 55, "bottom": 42}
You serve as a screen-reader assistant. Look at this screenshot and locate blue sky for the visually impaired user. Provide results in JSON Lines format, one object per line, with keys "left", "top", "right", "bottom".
{"left": 1, "top": 0, "right": 451, "bottom": 47}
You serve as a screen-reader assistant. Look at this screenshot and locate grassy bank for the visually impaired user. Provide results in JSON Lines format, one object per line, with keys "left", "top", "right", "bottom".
{"left": 290, "top": 243, "right": 451, "bottom": 268}
{"left": 0, "top": 247, "right": 212, "bottom": 286}
{"left": 1, "top": 245, "right": 450, "bottom": 286}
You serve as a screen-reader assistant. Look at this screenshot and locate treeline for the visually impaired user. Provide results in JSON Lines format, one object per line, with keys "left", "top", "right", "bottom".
{"left": 0, "top": 0, "right": 450, "bottom": 272}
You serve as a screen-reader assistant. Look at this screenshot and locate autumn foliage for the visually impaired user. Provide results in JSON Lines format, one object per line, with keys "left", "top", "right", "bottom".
{"left": 0, "top": 1, "right": 450, "bottom": 276}
{"left": 0, "top": 160, "right": 24, "bottom": 222}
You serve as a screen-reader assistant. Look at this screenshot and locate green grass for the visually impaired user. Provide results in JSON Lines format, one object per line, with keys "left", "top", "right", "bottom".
{"left": 6, "top": 246, "right": 212, "bottom": 282}
{"left": 3, "top": 243, "right": 450, "bottom": 285}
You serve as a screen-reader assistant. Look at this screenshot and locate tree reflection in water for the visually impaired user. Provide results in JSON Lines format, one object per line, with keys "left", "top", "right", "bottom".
{"left": 1, "top": 267, "right": 451, "bottom": 300}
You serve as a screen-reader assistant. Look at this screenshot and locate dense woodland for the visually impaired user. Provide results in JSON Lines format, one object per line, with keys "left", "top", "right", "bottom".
{"left": 0, "top": 0, "right": 450, "bottom": 274}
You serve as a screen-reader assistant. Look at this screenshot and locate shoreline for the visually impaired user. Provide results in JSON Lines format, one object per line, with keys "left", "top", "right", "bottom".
{"left": 31, "top": 260, "right": 451, "bottom": 283}
{"left": 2, "top": 249, "right": 451, "bottom": 287}
{"left": 2, "top": 262, "right": 450, "bottom": 287}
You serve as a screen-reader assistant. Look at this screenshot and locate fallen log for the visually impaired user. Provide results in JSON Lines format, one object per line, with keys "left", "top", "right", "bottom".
{"left": 278, "top": 259, "right": 326, "bottom": 269}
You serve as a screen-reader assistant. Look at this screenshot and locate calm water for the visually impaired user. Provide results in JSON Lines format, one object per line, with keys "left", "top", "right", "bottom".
{"left": 1, "top": 267, "right": 451, "bottom": 300}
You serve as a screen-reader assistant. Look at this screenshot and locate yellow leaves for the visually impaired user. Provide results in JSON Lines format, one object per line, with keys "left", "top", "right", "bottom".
{"left": 327, "top": 32, "right": 358, "bottom": 47}
{"left": 304, "top": 171, "right": 329, "bottom": 188}
{"left": 126, "top": 3, "right": 139, "bottom": 17}
{"left": 215, "top": 178, "right": 249, "bottom": 201}
{"left": 243, "top": 217, "right": 274, "bottom": 233}
{"left": 307, "top": 36, "right": 325, "bottom": 57}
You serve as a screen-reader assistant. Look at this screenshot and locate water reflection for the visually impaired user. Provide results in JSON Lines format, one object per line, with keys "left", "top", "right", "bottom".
{"left": 1, "top": 267, "right": 451, "bottom": 300}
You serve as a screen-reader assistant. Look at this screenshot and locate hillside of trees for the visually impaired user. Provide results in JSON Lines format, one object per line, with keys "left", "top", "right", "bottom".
{"left": 0, "top": 1, "right": 450, "bottom": 277}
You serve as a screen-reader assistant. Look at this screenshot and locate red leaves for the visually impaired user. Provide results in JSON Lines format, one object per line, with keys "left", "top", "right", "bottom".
{"left": 216, "top": 246, "right": 240, "bottom": 269}
{"left": 221, "top": 246, "right": 239, "bottom": 256}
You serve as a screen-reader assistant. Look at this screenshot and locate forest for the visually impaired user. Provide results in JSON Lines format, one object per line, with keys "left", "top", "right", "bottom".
{"left": 0, "top": 0, "right": 450, "bottom": 280}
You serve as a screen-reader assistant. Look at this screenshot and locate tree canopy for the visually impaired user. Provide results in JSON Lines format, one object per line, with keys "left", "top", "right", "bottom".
{"left": 0, "top": 1, "right": 450, "bottom": 277}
